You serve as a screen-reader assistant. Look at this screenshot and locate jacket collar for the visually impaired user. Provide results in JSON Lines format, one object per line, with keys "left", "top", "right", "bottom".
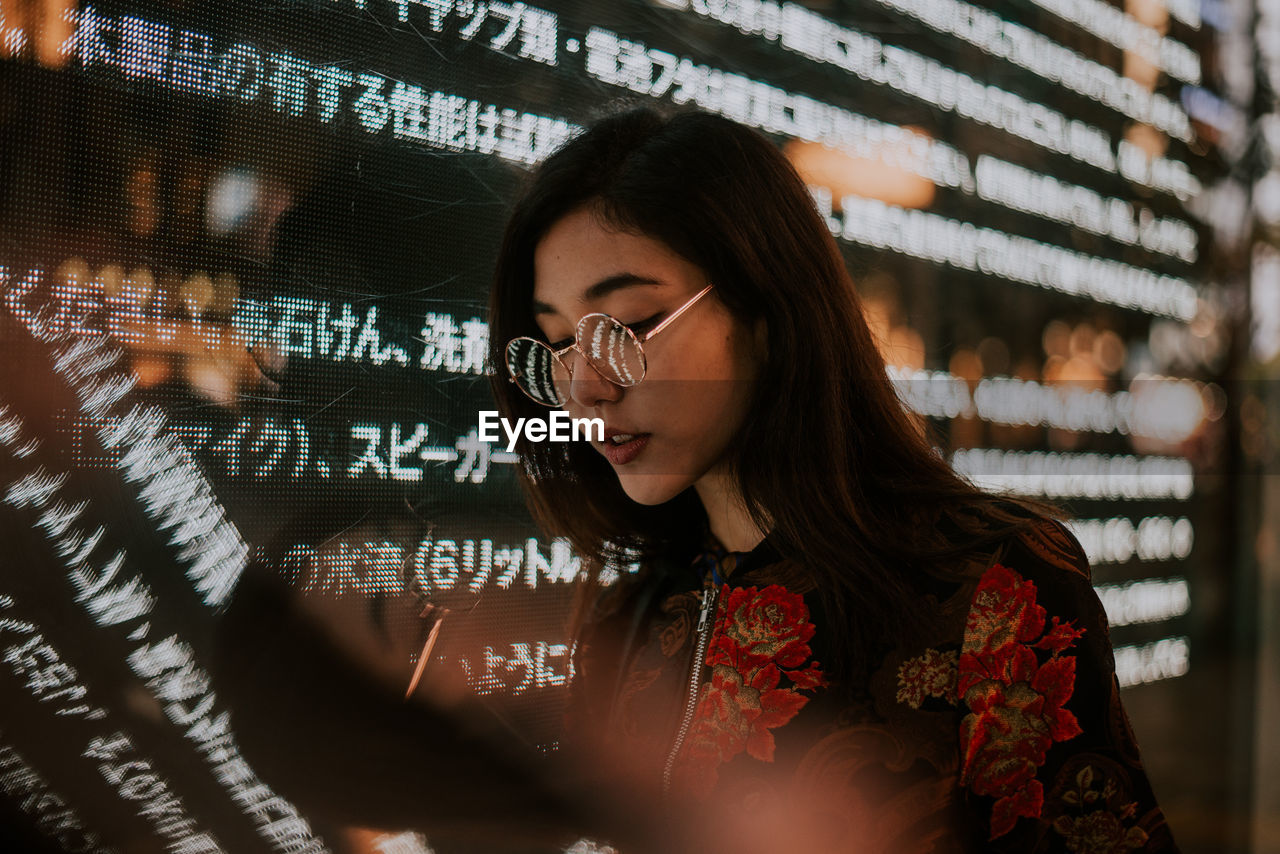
{"left": 690, "top": 524, "right": 782, "bottom": 585}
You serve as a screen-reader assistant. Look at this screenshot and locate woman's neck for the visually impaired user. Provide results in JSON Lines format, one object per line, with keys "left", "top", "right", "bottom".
{"left": 693, "top": 465, "right": 768, "bottom": 553}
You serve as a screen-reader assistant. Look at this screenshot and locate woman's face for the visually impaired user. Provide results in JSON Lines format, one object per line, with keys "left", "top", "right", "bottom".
{"left": 531, "top": 205, "right": 766, "bottom": 506}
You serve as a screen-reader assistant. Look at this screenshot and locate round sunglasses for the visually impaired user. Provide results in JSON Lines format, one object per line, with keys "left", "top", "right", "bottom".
{"left": 505, "top": 283, "right": 715, "bottom": 407}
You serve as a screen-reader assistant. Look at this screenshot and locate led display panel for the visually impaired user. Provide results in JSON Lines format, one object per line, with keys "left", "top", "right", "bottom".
{"left": 0, "top": 0, "right": 1239, "bottom": 849}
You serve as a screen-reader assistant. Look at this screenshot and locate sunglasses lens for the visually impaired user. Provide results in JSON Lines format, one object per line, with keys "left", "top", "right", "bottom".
{"left": 506, "top": 338, "right": 566, "bottom": 406}
{"left": 578, "top": 315, "right": 645, "bottom": 387}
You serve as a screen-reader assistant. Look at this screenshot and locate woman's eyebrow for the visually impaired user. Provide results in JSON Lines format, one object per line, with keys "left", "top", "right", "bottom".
{"left": 532, "top": 273, "right": 666, "bottom": 317}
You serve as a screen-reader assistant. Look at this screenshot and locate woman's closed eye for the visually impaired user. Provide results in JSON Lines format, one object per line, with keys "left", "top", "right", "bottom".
{"left": 623, "top": 312, "right": 664, "bottom": 339}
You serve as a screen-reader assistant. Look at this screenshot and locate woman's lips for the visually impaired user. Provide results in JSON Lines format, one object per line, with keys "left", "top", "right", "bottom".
{"left": 600, "top": 433, "right": 651, "bottom": 465}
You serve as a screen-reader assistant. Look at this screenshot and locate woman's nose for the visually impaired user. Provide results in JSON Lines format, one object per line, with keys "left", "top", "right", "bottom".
{"left": 563, "top": 349, "right": 624, "bottom": 408}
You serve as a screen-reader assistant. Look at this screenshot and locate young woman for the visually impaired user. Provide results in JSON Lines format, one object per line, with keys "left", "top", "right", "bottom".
{"left": 486, "top": 106, "right": 1180, "bottom": 853}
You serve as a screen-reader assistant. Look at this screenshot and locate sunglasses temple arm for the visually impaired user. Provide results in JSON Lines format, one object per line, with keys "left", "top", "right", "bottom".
{"left": 643, "top": 283, "right": 714, "bottom": 341}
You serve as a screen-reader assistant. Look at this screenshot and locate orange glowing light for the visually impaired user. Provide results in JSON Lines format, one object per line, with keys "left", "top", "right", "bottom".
{"left": 785, "top": 133, "right": 936, "bottom": 210}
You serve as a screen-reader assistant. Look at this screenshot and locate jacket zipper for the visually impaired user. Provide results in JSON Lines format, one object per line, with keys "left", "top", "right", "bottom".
{"left": 661, "top": 581, "right": 719, "bottom": 795}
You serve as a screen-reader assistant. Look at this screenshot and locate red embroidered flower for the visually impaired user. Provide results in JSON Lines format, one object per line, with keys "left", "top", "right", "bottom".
{"left": 715, "top": 584, "right": 817, "bottom": 670}
{"left": 958, "top": 563, "right": 1085, "bottom": 840}
{"left": 670, "top": 584, "right": 826, "bottom": 798}
{"left": 896, "top": 647, "right": 959, "bottom": 709}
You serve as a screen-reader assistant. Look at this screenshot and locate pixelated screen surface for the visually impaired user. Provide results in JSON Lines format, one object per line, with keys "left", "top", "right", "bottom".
{"left": 0, "top": 0, "right": 1233, "bottom": 850}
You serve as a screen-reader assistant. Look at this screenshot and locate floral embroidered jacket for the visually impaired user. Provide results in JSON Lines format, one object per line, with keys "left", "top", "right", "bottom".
{"left": 563, "top": 513, "right": 1181, "bottom": 854}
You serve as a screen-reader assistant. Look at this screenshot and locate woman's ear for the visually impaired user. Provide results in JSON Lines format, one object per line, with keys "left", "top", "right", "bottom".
{"left": 753, "top": 316, "right": 768, "bottom": 362}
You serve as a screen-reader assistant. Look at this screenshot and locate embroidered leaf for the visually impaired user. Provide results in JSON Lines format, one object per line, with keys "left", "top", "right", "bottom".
{"left": 1035, "top": 615, "right": 1086, "bottom": 654}
{"left": 1033, "top": 655, "right": 1079, "bottom": 710}
{"left": 989, "top": 780, "right": 1044, "bottom": 840}
{"left": 1077, "top": 765, "right": 1094, "bottom": 789}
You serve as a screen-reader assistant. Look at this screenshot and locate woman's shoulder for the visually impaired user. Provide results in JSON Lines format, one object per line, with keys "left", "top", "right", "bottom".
{"left": 879, "top": 502, "right": 1181, "bottom": 849}
{"left": 886, "top": 498, "right": 1099, "bottom": 667}
{"left": 929, "top": 500, "right": 1100, "bottom": 659}
{"left": 935, "top": 497, "right": 1090, "bottom": 585}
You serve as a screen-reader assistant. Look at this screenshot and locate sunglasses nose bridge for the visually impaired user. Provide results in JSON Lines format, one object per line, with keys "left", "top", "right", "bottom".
{"left": 506, "top": 321, "right": 646, "bottom": 407}
{"left": 561, "top": 345, "right": 622, "bottom": 392}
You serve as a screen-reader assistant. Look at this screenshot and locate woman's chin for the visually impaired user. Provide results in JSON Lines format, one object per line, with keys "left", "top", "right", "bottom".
{"left": 617, "top": 471, "right": 690, "bottom": 506}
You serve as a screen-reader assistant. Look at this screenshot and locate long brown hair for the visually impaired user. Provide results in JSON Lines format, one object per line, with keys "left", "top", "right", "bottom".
{"left": 487, "top": 105, "right": 1061, "bottom": 676}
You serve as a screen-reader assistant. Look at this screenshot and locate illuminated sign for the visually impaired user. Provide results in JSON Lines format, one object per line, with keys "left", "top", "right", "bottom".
{"left": 0, "top": 0, "right": 1225, "bottom": 845}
